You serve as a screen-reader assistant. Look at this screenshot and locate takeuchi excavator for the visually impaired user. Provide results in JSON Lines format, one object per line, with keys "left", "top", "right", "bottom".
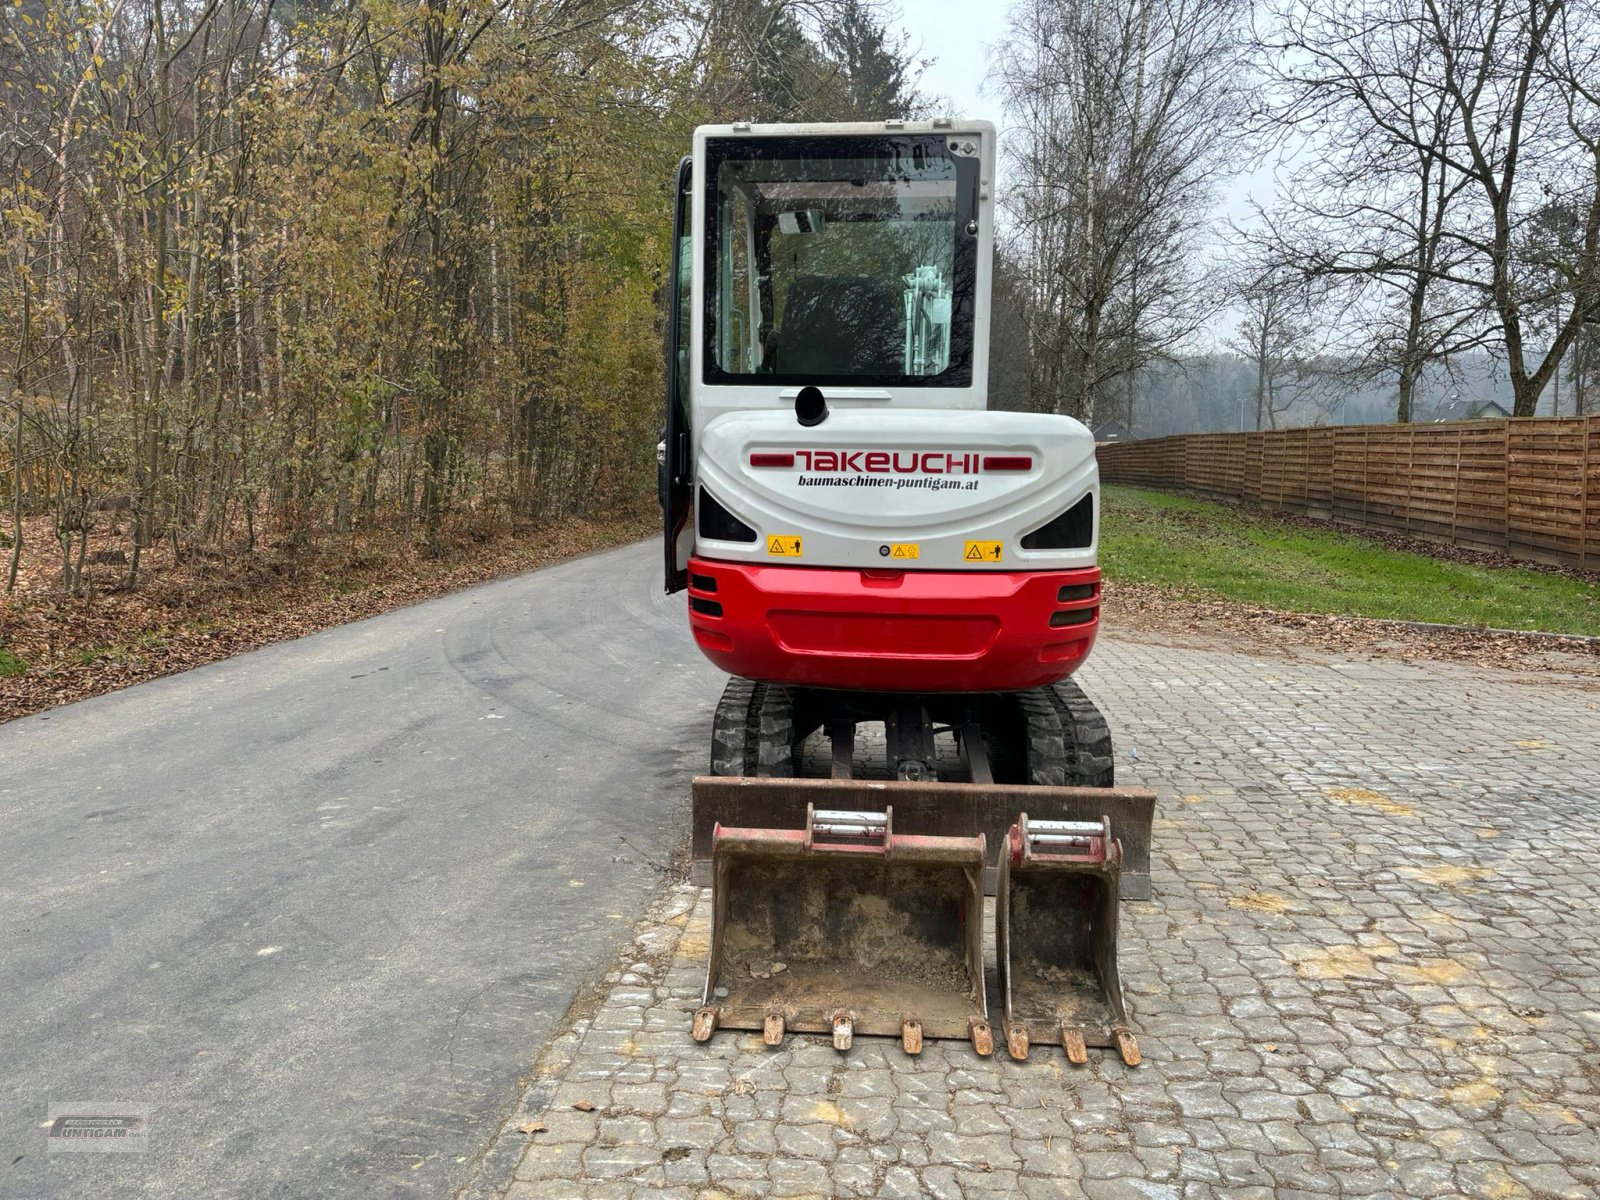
{"left": 659, "top": 120, "right": 1156, "bottom": 1066}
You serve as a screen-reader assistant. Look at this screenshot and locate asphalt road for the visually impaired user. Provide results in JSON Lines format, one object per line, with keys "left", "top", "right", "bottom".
{"left": 0, "top": 540, "right": 720, "bottom": 1199}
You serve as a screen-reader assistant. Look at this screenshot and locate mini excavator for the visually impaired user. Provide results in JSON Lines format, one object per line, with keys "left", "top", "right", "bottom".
{"left": 659, "top": 120, "right": 1156, "bottom": 1065}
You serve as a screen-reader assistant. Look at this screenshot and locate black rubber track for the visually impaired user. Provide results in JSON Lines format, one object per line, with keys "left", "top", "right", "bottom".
{"left": 1048, "top": 678, "right": 1117, "bottom": 788}
{"left": 755, "top": 684, "right": 796, "bottom": 777}
{"left": 709, "top": 676, "right": 796, "bottom": 777}
{"left": 712, "top": 677, "right": 1110, "bottom": 787}
{"left": 709, "top": 676, "right": 759, "bottom": 776}
{"left": 1016, "top": 689, "right": 1069, "bottom": 787}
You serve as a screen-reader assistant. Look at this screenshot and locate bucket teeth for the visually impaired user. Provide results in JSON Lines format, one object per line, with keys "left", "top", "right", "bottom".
{"left": 691, "top": 1006, "right": 719, "bottom": 1043}
{"left": 1061, "top": 1026, "right": 1088, "bottom": 1065}
{"left": 1006, "top": 1023, "right": 1030, "bottom": 1061}
{"left": 901, "top": 1019, "right": 923, "bottom": 1056}
{"left": 763, "top": 1010, "right": 786, "bottom": 1046}
{"left": 969, "top": 1018, "right": 994, "bottom": 1057}
{"left": 832, "top": 1010, "right": 854, "bottom": 1051}
{"left": 1113, "top": 1027, "right": 1142, "bottom": 1067}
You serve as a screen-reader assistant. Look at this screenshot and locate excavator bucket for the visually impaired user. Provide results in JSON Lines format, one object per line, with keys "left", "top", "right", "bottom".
{"left": 692, "top": 805, "right": 993, "bottom": 1056}
{"left": 996, "top": 813, "right": 1140, "bottom": 1066}
{"left": 691, "top": 777, "right": 1158, "bottom": 900}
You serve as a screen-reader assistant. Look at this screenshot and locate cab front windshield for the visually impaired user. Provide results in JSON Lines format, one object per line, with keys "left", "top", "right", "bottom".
{"left": 704, "top": 135, "right": 976, "bottom": 387}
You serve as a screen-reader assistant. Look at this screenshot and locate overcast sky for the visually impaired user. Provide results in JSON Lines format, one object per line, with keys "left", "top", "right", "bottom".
{"left": 897, "top": 2, "right": 1277, "bottom": 235}
{"left": 896, "top": 1, "right": 1002, "bottom": 121}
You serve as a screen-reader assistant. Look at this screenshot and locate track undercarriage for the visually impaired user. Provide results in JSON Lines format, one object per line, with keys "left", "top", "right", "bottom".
{"left": 690, "top": 676, "right": 1154, "bottom": 1065}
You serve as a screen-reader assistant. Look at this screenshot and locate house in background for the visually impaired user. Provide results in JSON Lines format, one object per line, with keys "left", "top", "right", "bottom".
{"left": 1092, "top": 420, "right": 1136, "bottom": 444}
{"left": 1428, "top": 398, "right": 1512, "bottom": 422}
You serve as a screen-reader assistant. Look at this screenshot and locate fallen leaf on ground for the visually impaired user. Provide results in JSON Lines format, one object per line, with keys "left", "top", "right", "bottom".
{"left": 517, "top": 1121, "right": 547, "bottom": 1135}
{"left": 1101, "top": 576, "right": 1600, "bottom": 678}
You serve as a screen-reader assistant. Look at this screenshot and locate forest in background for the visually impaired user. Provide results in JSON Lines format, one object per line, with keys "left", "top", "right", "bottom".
{"left": 1, "top": 0, "right": 924, "bottom": 594}
{"left": 6, "top": 0, "right": 1600, "bottom": 603}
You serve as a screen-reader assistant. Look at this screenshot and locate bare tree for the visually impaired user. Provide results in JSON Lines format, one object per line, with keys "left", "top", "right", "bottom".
{"left": 995, "top": 0, "right": 1247, "bottom": 426}
{"left": 1257, "top": 0, "right": 1600, "bottom": 418}
{"left": 1255, "top": 0, "right": 1488, "bottom": 422}
{"left": 1225, "top": 259, "right": 1323, "bottom": 430}
{"left": 1421, "top": 0, "right": 1600, "bottom": 416}
{"left": 1569, "top": 315, "right": 1600, "bottom": 412}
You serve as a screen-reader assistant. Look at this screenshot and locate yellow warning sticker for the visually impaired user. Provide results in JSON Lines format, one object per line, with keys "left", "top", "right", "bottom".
{"left": 888, "top": 543, "right": 920, "bottom": 560}
{"left": 964, "top": 540, "right": 1003, "bottom": 563}
{"left": 766, "top": 534, "right": 803, "bottom": 557}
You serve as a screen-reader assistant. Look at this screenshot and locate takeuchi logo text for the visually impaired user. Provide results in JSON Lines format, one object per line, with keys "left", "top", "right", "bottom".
{"left": 792, "top": 450, "right": 982, "bottom": 475}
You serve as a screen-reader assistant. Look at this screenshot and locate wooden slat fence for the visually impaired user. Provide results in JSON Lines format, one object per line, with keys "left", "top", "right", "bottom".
{"left": 1096, "top": 416, "right": 1600, "bottom": 568}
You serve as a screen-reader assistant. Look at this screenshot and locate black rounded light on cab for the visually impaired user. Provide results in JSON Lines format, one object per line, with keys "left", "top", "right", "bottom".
{"left": 795, "top": 386, "right": 828, "bottom": 427}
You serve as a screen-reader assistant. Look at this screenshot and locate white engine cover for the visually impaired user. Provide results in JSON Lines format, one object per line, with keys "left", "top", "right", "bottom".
{"left": 694, "top": 409, "right": 1098, "bottom": 571}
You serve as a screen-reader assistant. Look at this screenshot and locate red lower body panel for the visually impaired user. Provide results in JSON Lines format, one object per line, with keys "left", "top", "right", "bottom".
{"left": 687, "top": 557, "right": 1101, "bottom": 693}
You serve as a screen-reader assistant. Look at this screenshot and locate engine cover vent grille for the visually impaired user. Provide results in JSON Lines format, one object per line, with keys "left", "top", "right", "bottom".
{"left": 698, "top": 487, "right": 758, "bottom": 543}
{"left": 1021, "top": 494, "right": 1094, "bottom": 551}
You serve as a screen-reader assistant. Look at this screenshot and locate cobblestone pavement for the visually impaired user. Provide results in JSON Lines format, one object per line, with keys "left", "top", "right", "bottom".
{"left": 485, "top": 635, "right": 1600, "bottom": 1200}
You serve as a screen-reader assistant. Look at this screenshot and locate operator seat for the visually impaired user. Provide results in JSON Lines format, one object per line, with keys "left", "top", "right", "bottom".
{"left": 776, "top": 274, "right": 903, "bottom": 375}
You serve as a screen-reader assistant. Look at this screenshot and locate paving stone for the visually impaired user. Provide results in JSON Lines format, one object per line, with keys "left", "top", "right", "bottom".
{"left": 774, "top": 1121, "right": 839, "bottom": 1161}
{"left": 534, "top": 1110, "right": 599, "bottom": 1145}
{"left": 1390, "top": 1157, "right": 1459, "bottom": 1198}
{"left": 660, "top": 1155, "right": 708, "bottom": 1188}
{"left": 513, "top": 1140, "right": 585, "bottom": 1181}
{"left": 893, "top": 1098, "right": 956, "bottom": 1135}
{"left": 580, "top": 1143, "right": 658, "bottom": 1180}
{"left": 838, "top": 1068, "right": 897, "bottom": 1099}
{"left": 879, "top": 1166, "right": 927, "bottom": 1199}
{"left": 770, "top": 1157, "right": 834, "bottom": 1196}
{"left": 704, "top": 1152, "right": 769, "bottom": 1182}
{"left": 1079, "top": 1150, "right": 1149, "bottom": 1181}
{"left": 949, "top": 1108, "right": 1010, "bottom": 1139}
{"left": 655, "top": 1117, "right": 722, "bottom": 1148}
{"left": 507, "top": 1184, "right": 634, "bottom": 1200}
{"left": 502, "top": 641, "right": 1600, "bottom": 1200}
{"left": 1019, "top": 1179, "right": 1088, "bottom": 1200}
{"left": 1083, "top": 1179, "right": 1181, "bottom": 1200}
{"left": 595, "top": 1115, "right": 654, "bottom": 1146}
{"left": 1232, "top": 1091, "right": 1301, "bottom": 1122}
{"left": 730, "top": 1118, "right": 775, "bottom": 1155}
{"left": 1170, "top": 1083, "right": 1236, "bottom": 1119}
{"left": 610, "top": 1082, "right": 668, "bottom": 1115}
{"left": 831, "top": 1156, "right": 878, "bottom": 1197}
{"left": 925, "top": 1130, "right": 1021, "bottom": 1170}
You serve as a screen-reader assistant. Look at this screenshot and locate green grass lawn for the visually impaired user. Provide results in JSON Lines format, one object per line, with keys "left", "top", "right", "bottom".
{"left": 1099, "top": 485, "right": 1600, "bottom": 635}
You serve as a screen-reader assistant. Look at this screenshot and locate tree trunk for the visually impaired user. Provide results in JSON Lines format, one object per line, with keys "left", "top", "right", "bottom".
{"left": 1396, "top": 365, "right": 1415, "bottom": 425}
{"left": 1254, "top": 321, "right": 1268, "bottom": 431}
